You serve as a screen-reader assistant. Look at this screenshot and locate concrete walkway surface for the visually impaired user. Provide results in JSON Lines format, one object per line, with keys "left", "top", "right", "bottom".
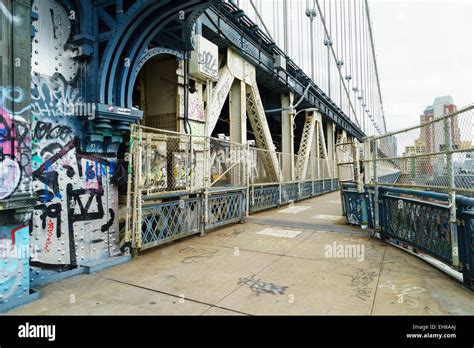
{"left": 8, "top": 192, "right": 474, "bottom": 315}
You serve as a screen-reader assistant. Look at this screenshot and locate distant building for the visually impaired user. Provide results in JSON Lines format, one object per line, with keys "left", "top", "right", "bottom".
{"left": 432, "top": 96, "right": 460, "bottom": 152}
{"left": 422, "top": 96, "right": 460, "bottom": 175}
{"left": 420, "top": 106, "right": 435, "bottom": 154}
{"left": 401, "top": 96, "right": 460, "bottom": 179}
{"left": 387, "top": 135, "right": 398, "bottom": 158}
{"left": 401, "top": 140, "right": 428, "bottom": 178}
{"left": 459, "top": 141, "right": 472, "bottom": 151}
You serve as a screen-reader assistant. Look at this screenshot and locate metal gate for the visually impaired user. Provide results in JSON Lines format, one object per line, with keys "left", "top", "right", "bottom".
{"left": 125, "top": 125, "right": 248, "bottom": 250}
{"left": 126, "top": 125, "right": 341, "bottom": 251}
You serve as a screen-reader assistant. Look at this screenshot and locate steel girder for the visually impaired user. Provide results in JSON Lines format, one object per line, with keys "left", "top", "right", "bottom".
{"left": 246, "top": 77, "right": 281, "bottom": 182}
{"left": 94, "top": 0, "right": 217, "bottom": 107}
{"left": 317, "top": 120, "right": 332, "bottom": 177}
{"left": 201, "top": 2, "right": 365, "bottom": 141}
{"left": 207, "top": 66, "right": 235, "bottom": 137}
{"left": 295, "top": 112, "right": 317, "bottom": 180}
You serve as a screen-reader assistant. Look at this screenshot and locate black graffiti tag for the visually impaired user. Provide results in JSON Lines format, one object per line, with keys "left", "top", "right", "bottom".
{"left": 198, "top": 51, "right": 217, "bottom": 76}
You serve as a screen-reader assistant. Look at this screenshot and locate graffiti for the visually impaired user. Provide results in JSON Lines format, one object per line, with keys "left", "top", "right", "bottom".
{"left": 173, "top": 152, "right": 188, "bottom": 188}
{"left": 0, "top": 86, "right": 32, "bottom": 199}
{"left": 0, "top": 224, "right": 30, "bottom": 304}
{"left": 198, "top": 51, "right": 218, "bottom": 77}
{"left": 379, "top": 280, "right": 426, "bottom": 308}
{"left": 34, "top": 121, "right": 74, "bottom": 143}
{"left": 0, "top": 86, "right": 31, "bottom": 116}
{"left": 30, "top": 76, "right": 83, "bottom": 172}
{"left": 363, "top": 246, "right": 384, "bottom": 269}
{"left": 31, "top": 75, "right": 84, "bottom": 120}
{"left": 350, "top": 269, "right": 378, "bottom": 301}
{"left": 238, "top": 274, "right": 288, "bottom": 296}
{"left": 85, "top": 159, "right": 117, "bottom": 181}
{"left": 25, "top": 0, "right": 126, "bottom": 270}
{"left": 0, "top": 157, "right": 21, "bottom": 200}
{"left": 32, "top": 141, "right": 119, "bottom": 266}
{"left": 44, "top": 220, "right": 55, "bottom": 253}
{"left": 188, "top": 95, "right": 205, "bottom": 122}
{"left": 34, "top": 202, "right": 62, "bottom": 239}
{"left": 142, "top": 141, "right": 167, "bottom": 190}
{"left": 179, "top": 246, "right": 219, "bottom": 264}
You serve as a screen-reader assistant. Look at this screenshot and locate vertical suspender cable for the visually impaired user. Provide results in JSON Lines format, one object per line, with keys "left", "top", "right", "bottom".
{"left": 365, "top": 0, "right": 387, "bottom": 134}
{"left": 250, "top": 0, "right": 274, "bottom": 41}
{"left": 284, "top": 0, "right": 289, "bottom": 55}
{"left": 348, "top": 0, "right": 353, "bottom": 122}
{"left": 315, "top": 0, "right": 360, "bottom": 127}
{"left": 343, "top": 0, "right": 347, "bottom": 116}
{"left": 356, "top": 0, "right": 360, "bottom": 127}
{"left": 328, "top": 0, "right": 331, "bottom": 98}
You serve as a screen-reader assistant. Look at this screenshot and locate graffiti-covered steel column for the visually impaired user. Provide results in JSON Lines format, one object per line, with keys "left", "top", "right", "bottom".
{"left": 29, "top": 0, "right": 125, "bottom": 270}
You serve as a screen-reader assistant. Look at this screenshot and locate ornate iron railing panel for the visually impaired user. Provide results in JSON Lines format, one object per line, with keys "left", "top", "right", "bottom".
{"left": 141, "top": 198, "right": 201, "bottom": 250}
{"left": 299, "top": 181, "right": 313, "bottom": 200}
{"left": 281, "top": 183, "right": 299, "bottom": 204}
{"left": 323, "top": 179, "right": 332, "bottom": 192}
{"left": 381, "top": 194, "right": 452, "bottom": 264}
{"left": 458, "top": 208, "right": 474, "bottom": 288}
{"left": 250, "top": 185, "right": 280, "bottom": 213}
{"left": 313, "top": 180, "right": 323, "bottom": 196}
{"left": 206, "top": 191, "right": 244, "bottom": 230}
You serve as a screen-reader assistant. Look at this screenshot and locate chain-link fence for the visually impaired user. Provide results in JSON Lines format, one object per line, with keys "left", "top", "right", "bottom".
{"left": 136, "top": 127, "right": 194, "bottom": 194}
{"left": 242, "top": 147, "right": 337, "bottom": 187}
{"left": 208, "top": 137, "right": 248, "bottom": 189}
{"left": 129, "top": 125, "right": 339, "bottom": 197}
{"left": 337, "top": 104, "right": 474, "bottom": 289}
{"left": 126, "top": 124, "right": 339, "bottom": 249}
{"left": 366, "top": 104, "right": 473, "bottom": 195}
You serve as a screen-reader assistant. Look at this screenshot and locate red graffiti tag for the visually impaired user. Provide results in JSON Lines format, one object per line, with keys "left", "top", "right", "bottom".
{"left": 8, "top": 222, "right": 28, "bottom": 251}
{"left": 44, "top": 220, "right": 54, "bottom": 252}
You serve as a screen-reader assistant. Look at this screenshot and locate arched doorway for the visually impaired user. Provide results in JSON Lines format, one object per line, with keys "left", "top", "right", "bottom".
{"left": 132, "top": 53, "right": 182, "bottom": 131}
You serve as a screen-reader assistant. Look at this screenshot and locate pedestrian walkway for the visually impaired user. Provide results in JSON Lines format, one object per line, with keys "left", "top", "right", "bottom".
{"left": 8, "top": 192, "right": 474, "bottom": 315}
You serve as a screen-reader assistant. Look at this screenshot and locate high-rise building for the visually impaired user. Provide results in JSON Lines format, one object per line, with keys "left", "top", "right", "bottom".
{"left": 420, "top": 106, "right": 435, "bottom": 153}
{"left": 387, "top": 135, "right": 398, "bottom": 158}
{"left": 431, "top": 96, "right": 460, "bottom": 152}
{"left": 424, "top": 96, "right": 460, "bottom": 175}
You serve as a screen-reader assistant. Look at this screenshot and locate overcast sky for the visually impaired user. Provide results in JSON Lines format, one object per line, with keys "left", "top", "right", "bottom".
{"left": 369, "top": 0, "right": 473, "bottom": 131}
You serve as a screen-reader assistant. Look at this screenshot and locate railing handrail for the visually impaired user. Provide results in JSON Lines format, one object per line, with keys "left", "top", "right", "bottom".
{"left": 371, "top": 103, "right": 474, "bottom": 141}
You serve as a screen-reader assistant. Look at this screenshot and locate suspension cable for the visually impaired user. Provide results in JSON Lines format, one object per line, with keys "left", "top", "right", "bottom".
{"left": 365, "top": 0, "right": 387, "bottom": 134}
{"left": 249, "top": 0, "right": 275, "bottom": 42}
{"left": 314, "top": 0, "right": 360, "bottom": 127}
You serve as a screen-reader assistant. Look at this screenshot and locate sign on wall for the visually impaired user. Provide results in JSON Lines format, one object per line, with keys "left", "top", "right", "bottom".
{"left": 189, "top": 35, "right": 218, "bottom": 82}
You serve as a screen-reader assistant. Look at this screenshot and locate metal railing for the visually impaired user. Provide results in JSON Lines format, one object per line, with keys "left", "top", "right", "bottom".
{"left": 366, "top": 104, "right": 474, "bottom": 195}
{"left": 337, "top": 104, "right": 474, "bottom": 289}
{"left": 126, "top": 125, "right": 339, "bottom": 250}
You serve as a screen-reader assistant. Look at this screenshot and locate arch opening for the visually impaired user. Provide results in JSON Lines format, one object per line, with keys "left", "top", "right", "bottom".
{"left": 132, "top": 54, "right": 181, "bottom": 131}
